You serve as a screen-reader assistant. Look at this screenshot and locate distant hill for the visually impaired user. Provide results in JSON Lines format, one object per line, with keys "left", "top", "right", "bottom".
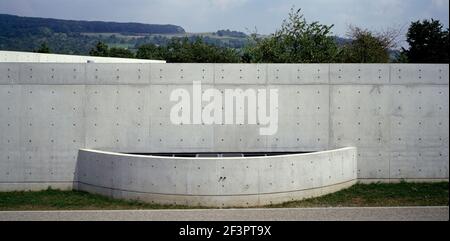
{"left": 214, "top": 29, "right": 247, "bottom": 38}
{"left": 0, "top": 14, "right": 250, "bottom": 54}
{"left": 1, "top": 14, "right": 396, "bottom": 60}
{"left": 0, "top": 14, "right": 185, "bottom": 36}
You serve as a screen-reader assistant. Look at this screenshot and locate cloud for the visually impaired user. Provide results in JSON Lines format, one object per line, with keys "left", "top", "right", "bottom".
{"left": 0, "top": 0, "right": 447, "bottom": 35}
{"left": 431, "top": 0, "right": 448, "bottom": 8}
{"left": 210, "top": 0, "right": 250, "bottom": 10}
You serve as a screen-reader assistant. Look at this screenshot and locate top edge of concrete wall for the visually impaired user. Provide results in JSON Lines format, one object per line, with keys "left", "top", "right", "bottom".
{"left": 80, "top": 147, "right": 356, "bottom": 160}
{"left": 0, "top": 62, "right": 448, "bottom": 85}
{"left": 0, "top": 51, "right": 166, "bottom": 64}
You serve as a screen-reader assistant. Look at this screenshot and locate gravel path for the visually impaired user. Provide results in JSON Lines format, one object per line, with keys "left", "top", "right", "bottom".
{"left": 0, "top": 206, "right": 447, "bottom": 221}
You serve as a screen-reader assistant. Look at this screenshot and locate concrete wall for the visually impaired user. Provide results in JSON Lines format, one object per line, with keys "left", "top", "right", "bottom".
{"left": 0, "top": 62, "right": 448, "bottom": 191}
{"left": 0, "top": 51, "right": 165, "bottom": 63}
{"left": 75, "top": 148, "right": 357, "bottom": 207}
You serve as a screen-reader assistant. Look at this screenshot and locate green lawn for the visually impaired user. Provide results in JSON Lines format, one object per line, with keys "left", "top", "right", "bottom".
{"left": 269, "top": 182, "right": 449, "bottom": 208}
{"left": 0, "top": 182, "right": 448, "bottom": 211}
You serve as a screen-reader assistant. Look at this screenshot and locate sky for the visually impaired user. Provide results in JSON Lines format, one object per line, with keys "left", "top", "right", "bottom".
{"left": 0, "top": 0, "right": 448, "bottom": 44}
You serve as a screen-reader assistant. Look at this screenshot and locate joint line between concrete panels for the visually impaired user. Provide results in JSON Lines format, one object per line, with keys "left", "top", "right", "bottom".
{"left": 212, "top": 64, "right": 216, "bottom": 150}
{"left": 264, "top": 64, "right": 268, "bottom": 85}
{"left": 213, "top": 64, "right": 216, "bottom": 85}
{"left": 328, "top": 63, "right": 332, "bottom": 150}
{"left": 81, "top": 84, "right": 87, "bottom": 150}
{"left": 18, "top": 63, "right": 22, "bottom": 84}
{"left": 328, "top": 82, "right": 332, "bottom": 150}
{"left": 83, "top": 63, "right": 87, "bottom": 86}
{"left": 149, "top": 63, "right": 153, "bottom": 83}
{"left": 387, "top": 73, "right": 391, "bottom": 179}
{"left": 327, "top": 63, "right": 331, "bottom": 85}
{"left": 388, "top": 64, "right": 392, "bottom": 84}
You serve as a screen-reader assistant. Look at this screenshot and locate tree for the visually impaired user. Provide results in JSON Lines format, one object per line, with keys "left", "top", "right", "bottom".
{"left": 168, "top": 37, "right": 241, "bottom": 63}
{"left": 136, "top": 44, "right": 165, "bottom": 60}
{"left": 402, "top": 19, "right": 449, "bottom": 63}
{"left": 244, "top": 8, "right": 339, "bottom": 63}
{"left": 339, "top": 26, "right": 399, "bottom": 63}
{"left": 89, "top": 41, "right": 109, "bottom": 57}
{"left": 392, "top": 51, "right": 409, "bottom": 63}
{"left": 136, "top": 38, "right": 240, "bottom": 63}
{"left": 36, "top": 42, "right": 51, "bottom": 53}
{"left": 89, "top": 41, "right": 135, "bottom": 58}
{"left": 108, "top": 47, "right": 134, "bottom": 58}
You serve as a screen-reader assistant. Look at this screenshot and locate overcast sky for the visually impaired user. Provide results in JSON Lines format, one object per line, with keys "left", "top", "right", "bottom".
{"left": 1, "top": 0, "right": 448, "bottom": 42}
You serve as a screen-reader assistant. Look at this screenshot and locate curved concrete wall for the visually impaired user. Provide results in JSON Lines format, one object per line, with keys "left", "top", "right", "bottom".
{"left": 75, "top": 148, "right": 357, "bottom": 207}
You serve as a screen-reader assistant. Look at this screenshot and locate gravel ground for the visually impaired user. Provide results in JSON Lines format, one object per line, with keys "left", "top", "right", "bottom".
{"left": 0, "top": 206, "right": 448, "bottom": 221}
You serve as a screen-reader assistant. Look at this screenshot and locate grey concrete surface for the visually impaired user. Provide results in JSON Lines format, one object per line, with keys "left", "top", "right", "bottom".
{"left": 0, "top": 207, "right": 447, "bottom": 221}
{"left": 0, "top": 50, "right": 165, "bottom": 63}
{"left": 0, "top": 60, "right": 448, "bottom": 193}
{"left": 75, "top": 148, "right": 357, "bottom": 207}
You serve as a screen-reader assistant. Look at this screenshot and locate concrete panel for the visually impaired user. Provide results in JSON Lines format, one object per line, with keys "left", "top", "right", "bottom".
{"left": 17, "top": 63, "right": 86, "bottom": 84}
{"left": 356, "top": 148, "right": 390, "bottom": 179}
{"left": 150, "top": 63, "right": 214, "bottom": 84}
{"left": 19, "top": 85, "right": 85, "bottom": 151}
{"left": 75, "top": 147, "right": 357, "bottom": 207}
{"left": 84, "top": 85, "right": 150, "bottom": 153}
{"left": 210, "top": 84, "right": 267, "bottom": 152}
{"left": 215, "top": 64, "right": 266, "bottom": 84}
{"left": 330, "top": 85, "right": 391, "bottom": 148}
{"left": 0, "top": 64, "right": 19, "bottom": 84}
{"left": 0, "top": 87, "right": 83, "bottom": 184}
{"left": 268, "top": 85, "right": 329, "bottom": 151}
{"left": 389, "top": 85, "right": 448, "bottom": 119}
{"left": 390, "top": 147, "right": 449, "bottom": 179}
{"left": 149, "top": 116, "right": 215, "bottom": 152}
{"left": 85, "top": 64, "right": 150, "bottom": 84}
{"left": 268, "top": 64, "right": 329, "bottom": 84}
{"left": 389, "top": 85, "right": 448, "bottom": 151}
{"left": 390, "top": 64, "right": 449, "bottom": 84}
{"left": 266, "top": 115, "right": 328, "bottom": 151}
{"left": 330, "top": 64, "right": 390, "bottom": 84}
{"left": 0, "top": 85, "right": 21, "bottom": 151}
{"left": 275, "top": 85, "right": 329, "bottom": 117}
{"left": 148, "top": 83, "right": 216, "bottom": 152}
{"left": 213, "top": 121, "right": 267, "bottom": 152}
{"left": 147, "top": 84, "right": 212, "bottom": 117}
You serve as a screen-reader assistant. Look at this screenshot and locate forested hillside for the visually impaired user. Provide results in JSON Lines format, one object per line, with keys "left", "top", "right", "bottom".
{"left": 0, "top": 14, "right": 186, "bottom": 54}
